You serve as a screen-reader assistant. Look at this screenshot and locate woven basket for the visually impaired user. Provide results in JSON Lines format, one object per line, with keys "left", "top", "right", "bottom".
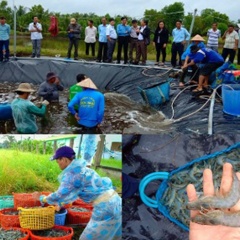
{"left": 0, "top": 195, "right": 14, "bottom": 210}
{"left": 18, "top": 206, "right": 55, "bottom": 230}
{"left": 30, "top": 225, "right": 74, "bottom": 240}
{"left": 0, "top": 208, "right": 20, "bottom": 228}
{"left": 66, "top": 206, "right": 92, "bottom": 225}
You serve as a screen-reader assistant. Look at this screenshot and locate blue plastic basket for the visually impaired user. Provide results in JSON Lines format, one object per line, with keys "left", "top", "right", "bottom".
{"left": 54, "top": 209, "right": 67, "bottom": 226}
{"left": 0, "top": 195, "right": 14, "bottom": 210}
{"left": 140, "top": 141, "right": 240, "bottom": 231}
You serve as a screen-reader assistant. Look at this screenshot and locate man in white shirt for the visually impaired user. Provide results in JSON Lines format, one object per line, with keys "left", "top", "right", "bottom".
{"left": 84, "top": 20, "right": 97, "bottom": 57}
{"left": 207, "top": 23, "right": 221, "bottom": 52}
{"left": 222, "top": 24, "right": 239, "bottom": 63}
{"left": 106, "top": 18, "right": 117, "bottom": 63}
{"left": 28, "top": 16, "right": 43, "bottom": 58}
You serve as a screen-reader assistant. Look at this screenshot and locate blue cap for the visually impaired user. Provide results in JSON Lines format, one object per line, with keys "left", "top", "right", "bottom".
{"left": 50, "top": 146, "right": 76, "bottom": 161}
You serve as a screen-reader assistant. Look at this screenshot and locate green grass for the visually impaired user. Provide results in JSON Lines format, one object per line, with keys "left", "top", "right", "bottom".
{"left": 0, "top": 149, "right": 122, "bottom": 195}
{"left": 100, "top": 158, "right": 122, "bottom": 169}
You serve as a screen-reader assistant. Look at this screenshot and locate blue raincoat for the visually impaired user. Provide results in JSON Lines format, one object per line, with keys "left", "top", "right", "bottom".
{"left": 81, "top": 135, "right": 98, "bottom": 165}
{"left": 45, "top": 159, "right": 122, "bottom": 240}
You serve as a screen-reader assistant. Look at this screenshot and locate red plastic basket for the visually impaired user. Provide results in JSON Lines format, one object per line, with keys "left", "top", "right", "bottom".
{"left": 0, "top": 208, "right": 20, "bottom": 228}
{"left": 13, "top": 193, "right": 42, "bottom": 208}
{"left": 30, "top": 225, "right": 74, "bottom": 240}
{"left": 73, "top": 199, "right": 93, "bottom": 210}
{"left": 66, "top": 206, "right": 92, "bottom": 225}
{"left": 0, "top": 227, "right": 30, "bottom": 240}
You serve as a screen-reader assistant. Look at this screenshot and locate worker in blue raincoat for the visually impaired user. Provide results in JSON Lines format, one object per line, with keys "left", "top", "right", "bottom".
{"left": 39, "top": 146, "right": 121, "bottom": 240}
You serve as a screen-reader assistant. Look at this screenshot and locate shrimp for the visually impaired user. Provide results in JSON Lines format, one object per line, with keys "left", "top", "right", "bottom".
{"left": 187, "top": 171, "right": 240, "bottom": 210}
{"left": 192, "top": 210, "right": 240, "bottom": 227}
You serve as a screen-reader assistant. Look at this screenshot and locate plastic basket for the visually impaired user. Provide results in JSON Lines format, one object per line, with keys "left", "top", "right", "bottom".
{"left": 18, "top": 206, "right": 55, "bottom": 230}
{"left": 66, "top": 206, "right": 92, "bottom": 225}
{"left": 54, "top": 209, "right": 67, "bottom": 226}
{"left": 0, "top": 195, "right": 14, "bottom": 210}
{"left": 73, "top": 199, "right": 93, "bottom": 210}
{"left": 13, "top": 193, "right": 42, "bottom": 208}
{"left": 30, "top": 225, "right": 74, "bottom": 240}
{"left": 0, "top": 208, "right": 20, "bottom": 228}
{"left": 0, "top": 227, "right": 30, "bottom": 240}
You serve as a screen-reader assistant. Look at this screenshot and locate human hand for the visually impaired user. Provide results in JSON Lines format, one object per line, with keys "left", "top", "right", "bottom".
{"left": 39, "top": 195, "right": 47, "bottom": 206}
{"left": 42, "top": 100, "right": 49, "bottom": 106}
{"left": 163, "top": 43, "right": 167, "bottom": 48}
{"left": 74, "top": 113, "right": 80, "bottom": 121}
{"left": 182, "top": 40, "right": 186, "bottom": 45}
{"left": 187, "top": 163, "right": 240, "bottom": 240}
{"left": 54, "top": 78, "right": 60, "bottom": 85}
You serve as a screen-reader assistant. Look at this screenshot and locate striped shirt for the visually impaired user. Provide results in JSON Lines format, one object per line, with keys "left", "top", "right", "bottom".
{"left": 0, "top": 23, "right": 10, "bottom": 41}
{"left": 207, "top": 29, "right": 221, "bottom": 48}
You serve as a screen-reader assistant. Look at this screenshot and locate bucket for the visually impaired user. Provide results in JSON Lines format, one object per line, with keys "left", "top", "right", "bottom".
{"left": 222, "top": 84, "right": 240, "bottom": 116}
{"left": 54, "top": 209, "right": 67, "bottom": 226}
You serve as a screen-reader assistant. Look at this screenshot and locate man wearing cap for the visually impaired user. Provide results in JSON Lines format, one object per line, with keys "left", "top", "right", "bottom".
{"left": 185, "top": 45, "right": 224, "bottom": 93}
{"left": 11, "top": 83, "right": 49, "bottom": 133}
{"left": 39, "top": 145, "right": 122, "bottom": 240}
{"left": 179, "top": 34, "right": 205, "bottom": 87}
{"left": 38, "top": 72, "right": 64, "bottom": 102}
{"left": 28, "top": 16, "right": 43, "bottom": 58}
{"left": 68, "top": 78, "right": 104, "bottom": 133}
{"left": 67, "top": 18, "right": 81, "bottom": 60}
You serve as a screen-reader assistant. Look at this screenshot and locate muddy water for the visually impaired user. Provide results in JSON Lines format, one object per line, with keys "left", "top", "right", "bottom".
{"left": 0, "top": 83, "right": 173, "bottom": 134}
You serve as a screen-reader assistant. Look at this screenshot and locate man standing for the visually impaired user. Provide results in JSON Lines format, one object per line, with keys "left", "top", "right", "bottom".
{"left": 106, "top": 18, "right": 117, "bottom": 63}
{"left": 28, "top": 16, "right": 43, "bottom": 58}
{"left": 222, "top": 24, "right": 239, "bottom": 63}
{"left": 11, "top": 83, "right": 49, "bottom": 133}
{"left": 96, "top": 17, "right": 108, "bottom": 62}
{"left": 68, "top": 78, "right": 105, "bottom": 133}
{"left": 38, "top": 72, "right": 64, "bottom": 102}
{"left": 207, "top": 23, "right": 221, "bottom": 52}
{"left": 0, "top": 16, "right": 10, "bottom": 62}
{"left": 67, "top": 18, "right": 81, "bottom": 60}
{"left": 85, "top": 20, "right": 97, "bottom": 57}
{"left": 171, "top": 20, "right": 190, "bottom": 68}
{"left": 116, "top": 17, "right": 131, "bottom": 64}
{"left": 135, "top": 19, "right": 150, "bottom": 65}
{"left": 129, "top": 20, "right": 139, "bottom": 64}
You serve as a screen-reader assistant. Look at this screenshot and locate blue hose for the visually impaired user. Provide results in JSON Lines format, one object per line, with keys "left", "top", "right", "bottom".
{"left": 139, "top": 172, "right": 169, "bottom": 208}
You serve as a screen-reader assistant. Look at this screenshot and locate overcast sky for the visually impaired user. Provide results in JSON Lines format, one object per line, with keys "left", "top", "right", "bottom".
{"left": 11, "top": 0, "right": 239, "bottom": 22}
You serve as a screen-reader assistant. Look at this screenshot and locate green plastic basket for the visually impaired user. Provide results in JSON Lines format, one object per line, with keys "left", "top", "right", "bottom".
{"left": 0, "top": 195, "right": 14, "bottom": 210}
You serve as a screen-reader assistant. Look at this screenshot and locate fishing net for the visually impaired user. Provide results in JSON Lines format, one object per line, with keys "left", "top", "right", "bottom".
{"left": 140, "top": 142, "right": 240, "bottom": 231}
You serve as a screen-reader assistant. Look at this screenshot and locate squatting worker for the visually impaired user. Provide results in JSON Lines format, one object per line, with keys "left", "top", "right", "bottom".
{"left": 68, "top": 78, "right": 104, "bottom": 133}
{"left": 11, "top": 83, "right": 49, "bottom": 133}
{"left": 38, "top": 72, "right": 64, "bottom": 102}
{"left": 39, "top": 146, "right": 122, "bottom": 240}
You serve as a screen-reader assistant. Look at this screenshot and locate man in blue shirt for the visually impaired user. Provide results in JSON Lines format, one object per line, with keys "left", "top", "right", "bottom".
{"left": 0, "top": 16, "right": 10, "bottom": 62}
{"left": 96, "top": 17, "right": 108, "bottom": 62}
{"left": 171, "top": 20, "right": 190, "bottom": 68}
{"left": 68, "top": 78, "right": 105, "bottom": 133}
{"left": 183, "top": 45, "right": 224, "bottom": 92}
{"left": 117, "top": 17, "right": 131, "bottom": 64}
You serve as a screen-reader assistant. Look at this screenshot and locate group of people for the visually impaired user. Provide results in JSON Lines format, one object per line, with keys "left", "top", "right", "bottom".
{"left": 11, "top": 73, "right": 104, "bottom": 134}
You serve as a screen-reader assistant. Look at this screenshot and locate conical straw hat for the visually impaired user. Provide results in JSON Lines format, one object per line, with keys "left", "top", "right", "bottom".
{"left": 191, "top": 34, "right": 205, "bottom": 42}
{"left": 77, "top": 78, "right": 98, "bottom": 90}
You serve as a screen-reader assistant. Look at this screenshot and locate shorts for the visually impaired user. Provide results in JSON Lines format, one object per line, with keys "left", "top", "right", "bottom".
{"left": 199, "top": 62, "right": 223, "bottom": 76}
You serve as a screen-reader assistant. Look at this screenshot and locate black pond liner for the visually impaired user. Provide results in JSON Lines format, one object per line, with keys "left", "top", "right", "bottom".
{"left": 1, "top": 58, "right": 240, "bottom": 134}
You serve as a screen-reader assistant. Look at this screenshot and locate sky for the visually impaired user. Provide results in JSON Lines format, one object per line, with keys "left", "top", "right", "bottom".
{"left": 11, "top": 0, "right": 239, "bottom": 22}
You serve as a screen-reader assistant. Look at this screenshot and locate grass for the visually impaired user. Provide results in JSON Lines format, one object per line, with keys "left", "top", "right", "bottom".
{"left": 0, "top": 149, "right": 121, "bottom": 195}
{"left": 100, "top": 158, "right": 122, "bottom": 169}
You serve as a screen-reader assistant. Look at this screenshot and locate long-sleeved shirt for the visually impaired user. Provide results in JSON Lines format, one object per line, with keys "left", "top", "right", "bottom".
{"left": 84, "top": 26, "right": 97, "bottom": 43}
{"left": 67, "top": 23, "right": 81, "bottom": 39}
{"left": 38, "top": 81, "right": 64, "bottom": 102}
{"left": 130, "top": 26, "right": 139, "bottom": 38}
{"left": 181, "top": 42, "right": 205, "bottom": 60}
{"left": 68, "top": 89, "right": 104, "bottom": 127}
{"left": 172, "top": 27, "right": 190, "bottom": 43}
{"left": 11, "top": 98, "right": 46, "bottom": 133}
{"left": 117, "top": 24, "right": 131, "bottom": 37}
{"left": 106, "top": 25, "right": 117, "bottom": 39}
{"left": 45, "top": 159, "right": 114, "bottom": 205}
{"left": 28, "top": 22, "right": 43, "bottom": 40}
{"left": 98, "top": 24, "right": 108, "bottom": 42}
{"left": 0, "top": 23, "right": 10, "bottom": 41}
